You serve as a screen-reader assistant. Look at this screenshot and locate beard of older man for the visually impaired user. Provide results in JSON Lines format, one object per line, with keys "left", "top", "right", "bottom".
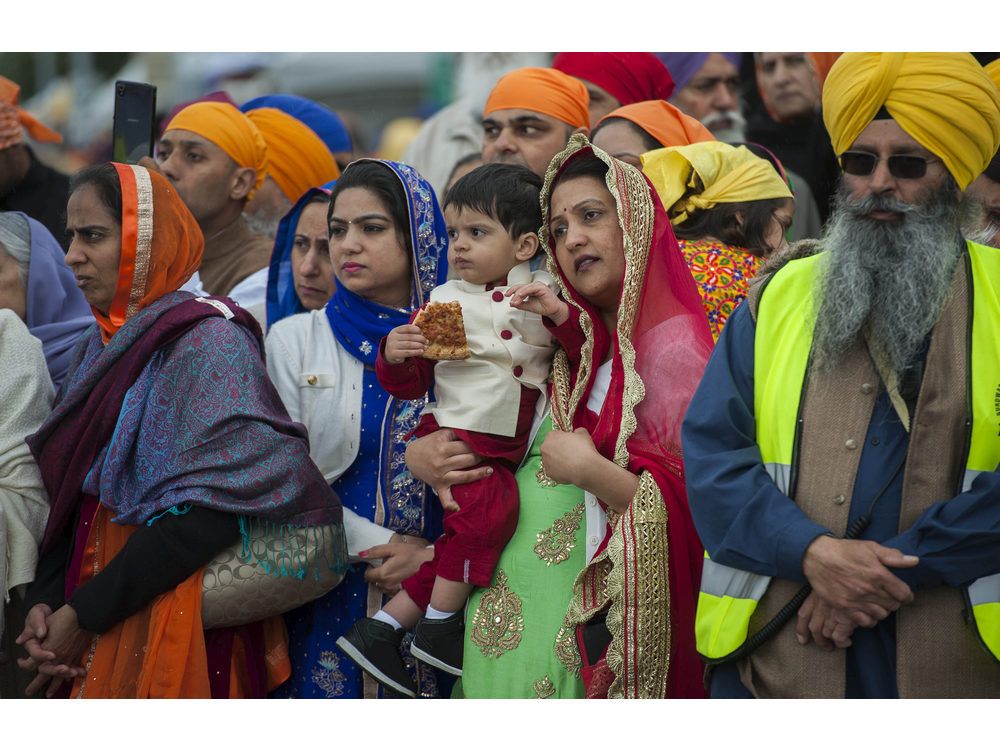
{"left": 700, "top": 109, "right": 747, "bottom": 143}
{"left": 811, "top": 179, "right": 970, "bottom": 378}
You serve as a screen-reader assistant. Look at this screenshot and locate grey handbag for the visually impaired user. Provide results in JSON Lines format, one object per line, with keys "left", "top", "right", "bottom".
{"left": 202, "top": 523, "right": 347, "bottom": 629}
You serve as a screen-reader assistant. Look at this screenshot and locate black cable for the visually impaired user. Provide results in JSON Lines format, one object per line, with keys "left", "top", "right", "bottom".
{"left": 706, "top": 453, "right": 908, "bottom": 666}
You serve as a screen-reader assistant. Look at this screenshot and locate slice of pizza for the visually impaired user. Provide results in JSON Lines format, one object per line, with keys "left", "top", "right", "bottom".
{"left": 414, "top": 301, "right": 471, "bottom": 360}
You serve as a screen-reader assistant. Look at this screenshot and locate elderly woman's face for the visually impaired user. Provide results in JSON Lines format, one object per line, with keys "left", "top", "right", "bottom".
{"left": 0, "top": 244, "right": 26, "bottom": 321}
{"left": 65, "top": 185, "right": 122, "bottom": 315}
{"left": 548, "top": 175, "right": 625, "bottom": 313}
{"left": 292, "top": 200, "right": 335, "bottom": 310}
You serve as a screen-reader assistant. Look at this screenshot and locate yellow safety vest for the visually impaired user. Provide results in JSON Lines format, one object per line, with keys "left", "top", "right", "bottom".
{"left": 695, "top": 242, "right": 1000, "bottom": 663}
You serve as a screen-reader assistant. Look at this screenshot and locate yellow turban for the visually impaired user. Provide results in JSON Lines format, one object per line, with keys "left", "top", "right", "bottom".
{"left": 484, "top": 68, "right": 590, "bottom": 130}
{"left": 245, "top": 107, "right": 341, "bottom": 202}
{"left": 822, "top": 52, "right": 1000, "bottom": 190}
{"left": 641, "top": 141, "right": 792, "bottom": 224}
{"left": 164, "top": 102, "right": 269, "bottom": 198}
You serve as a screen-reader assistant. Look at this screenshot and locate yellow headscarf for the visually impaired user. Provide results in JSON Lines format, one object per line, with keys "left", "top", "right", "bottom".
{"left": 163, "top": 102, "right": 269, "bottom": 198}
{"left": 641, "top": 141, "right": 792, "bottom": 224}
{"left": 822, "top": 53, "right": 1000, "bottom": 191}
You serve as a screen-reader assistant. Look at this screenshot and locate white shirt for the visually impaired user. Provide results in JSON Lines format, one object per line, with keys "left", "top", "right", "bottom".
{"left": 265, "top": 310, "right": 392, "bottom": 560}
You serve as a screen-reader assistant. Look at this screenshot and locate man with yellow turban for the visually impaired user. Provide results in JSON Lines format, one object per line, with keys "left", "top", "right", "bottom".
{"left": 157, "top": 101, "right": 273, "bottom": 301}
{"left": 682, "top": 52, "right": 1000, "bottom": 698}
{"left": 481, "top": 67, "right": 589, "bottom": 178}
{"left": 0, "top": 75, "right": 69, "bottom": 250}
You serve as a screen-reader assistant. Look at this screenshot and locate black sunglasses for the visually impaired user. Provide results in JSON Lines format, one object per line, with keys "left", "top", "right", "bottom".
{"left": 838, "top": 150, "right": 939, "bottom": 180}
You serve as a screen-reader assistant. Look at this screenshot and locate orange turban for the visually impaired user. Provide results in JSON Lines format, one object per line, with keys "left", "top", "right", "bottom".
{"left": 598, "top": 100, "right": 715, "bottom": 148}
{"left": 96, "top": 163, "right": 204, "bottom": 342}
{"left": 484, "top": 67, "right": 590, "bottom": 130}
{"left": 163, "top": 102, "right": 269, "bottom": 198}
{"left": 823, "top": 53, "right": 1000, "bottom": 190}
{"left": 245, "top": 107, "right": 341, "bottom": 202}
{"left": 0, "top": 75, "right": 62, "bottom": 150}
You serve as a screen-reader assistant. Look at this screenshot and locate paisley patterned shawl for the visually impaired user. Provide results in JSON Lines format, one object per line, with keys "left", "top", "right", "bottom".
{"left": 540, "top": 134, "right": 713, "bottom": 698}
{"left": 29, "top": 164, "right": 343, "bottom": 577}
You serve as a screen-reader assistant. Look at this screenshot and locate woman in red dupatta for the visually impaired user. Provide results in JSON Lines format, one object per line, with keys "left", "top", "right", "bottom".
{"left": 16, "top": 162, "right": 343, "bottom": 698}
{"left": 536, "top": 135, "right": 713, "bottom": 698}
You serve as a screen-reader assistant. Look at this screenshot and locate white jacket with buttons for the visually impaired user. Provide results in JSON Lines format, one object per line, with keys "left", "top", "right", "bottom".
{"left": 426, "top": 261, "right": 556, "bottom": 437}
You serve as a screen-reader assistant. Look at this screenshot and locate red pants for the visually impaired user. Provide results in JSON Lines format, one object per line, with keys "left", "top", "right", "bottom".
{"left": 401, "top": 387, "right": 537, "bottom": 609}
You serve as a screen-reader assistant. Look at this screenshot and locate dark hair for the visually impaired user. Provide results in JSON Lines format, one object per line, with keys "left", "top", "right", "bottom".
{"left": 443, "top": 163, "right": 543, "bottom": 238}
{"left": 445, "top": 153, "right": 484, "bottom": 187}
{"left": 590, "top": 117, "right": 662, "bottom": 153}
{"left": 328, "top": 161, "right": 412, "bottom": 252}
{"left": 549, "top": 151, "right": 610, "bottom": 195}
{"left": 69, "top": 163, "right": 123, "bottom": 223}
{"left": 673, "top": 198, "right": 788, "bottom": 256}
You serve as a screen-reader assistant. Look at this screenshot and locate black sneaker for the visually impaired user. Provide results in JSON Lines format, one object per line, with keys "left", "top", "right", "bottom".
{"left": 409, "top": 613, "right": 464, "bottom": 676}
{"left": 335, "top": 618, "right": 416, "bottom": 697}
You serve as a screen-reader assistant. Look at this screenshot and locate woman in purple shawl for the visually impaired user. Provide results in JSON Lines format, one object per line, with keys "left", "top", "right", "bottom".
{"left": 15, "top": 162, "right": 345, "bottom": 698}
{"left": 0, "top": 212, "right": 92, "bottom": 388}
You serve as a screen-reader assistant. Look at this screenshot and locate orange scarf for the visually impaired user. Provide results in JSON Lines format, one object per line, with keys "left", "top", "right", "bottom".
{"left": 70, "top": 503, "right": 290, "bottom": 698}
{"left": 92, "top": 164, "right": 203, "bottom": 343}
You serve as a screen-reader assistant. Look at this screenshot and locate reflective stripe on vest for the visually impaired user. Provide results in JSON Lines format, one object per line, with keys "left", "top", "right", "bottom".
{"left": 695, "top": 243, "right": 1000, "bottom": 663}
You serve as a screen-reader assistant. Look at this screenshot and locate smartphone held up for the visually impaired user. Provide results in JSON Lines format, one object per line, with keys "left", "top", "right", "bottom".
{"left": 112, "top": 81, "right": 156, "bottom": 164}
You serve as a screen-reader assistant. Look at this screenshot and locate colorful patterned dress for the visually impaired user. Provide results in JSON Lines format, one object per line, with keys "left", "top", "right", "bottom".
{"left": 678, "top": 238, "right": 760, "bottom": 341}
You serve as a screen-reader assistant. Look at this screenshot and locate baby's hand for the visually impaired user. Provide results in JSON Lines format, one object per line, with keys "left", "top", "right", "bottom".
{"left": 385, "top": 324, "right": 427, "bottom": 364}
{"left": 506, "top": 282, "right": 569, "bottom": 326}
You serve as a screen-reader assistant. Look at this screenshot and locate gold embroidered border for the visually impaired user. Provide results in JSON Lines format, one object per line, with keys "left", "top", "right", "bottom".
{"left": 541, "top": 134, "right": 597, "bottom": 433}
{"left": 125, "top": 164, "right": 154, "bottom": 321}
{"left": 555, "top": 626, "right": 581, "bottom": 675}
{"left": 533, "top": 674, "right": 555, "bottom": 698}
{"left": 470, "top": 570, "right": 524, "bottom": 658}
{"left": 539, "top": 135, "right": 653, "bottom": 466}
{"left": 534, "top": 503, "right": 584, "bottom": 566}
{"left": 604, "top": 472, "right": 671, "bottom": 699}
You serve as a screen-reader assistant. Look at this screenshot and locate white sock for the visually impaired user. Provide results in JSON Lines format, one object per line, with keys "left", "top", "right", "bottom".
{"left": 425, "top": 605, "right": 457, "bottom": 620}
{"left": 372, "top": 610, "right": 403, "bottom": 630}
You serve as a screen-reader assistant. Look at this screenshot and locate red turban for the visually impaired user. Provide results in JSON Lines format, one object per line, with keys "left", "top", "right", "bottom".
{"left": 553, "top": 52, "right": 675, "bottom": 106}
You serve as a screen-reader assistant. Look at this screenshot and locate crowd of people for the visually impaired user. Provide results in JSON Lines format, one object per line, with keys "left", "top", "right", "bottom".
{"left": 0, "top": 50, "right": 998, "bottom": 701}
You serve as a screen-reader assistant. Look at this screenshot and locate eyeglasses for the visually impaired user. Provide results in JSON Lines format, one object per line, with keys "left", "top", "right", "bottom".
{"left": 838, "top": 151, "right": 940, "bottom": 180}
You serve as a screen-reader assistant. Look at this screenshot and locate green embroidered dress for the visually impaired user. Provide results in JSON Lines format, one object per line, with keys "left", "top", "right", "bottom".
{"left": 459, "top": 417, "right": 586, "bottom": 698}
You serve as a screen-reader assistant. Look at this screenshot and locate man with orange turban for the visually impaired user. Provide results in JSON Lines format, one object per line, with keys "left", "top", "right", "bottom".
{"left": 157, "top": 101, "right": 273, "bottom": 301}
{"left": 0, "top": 75, "right": 70, "bottom": 250}
{"left": 241, "top": 106, "right": 340, "bottom": 240}
{"left": 683, "top": 52, "right": 1000, "bottom": 699}
{"left": 481, "top": 67, "right": 589, "bottom": 178}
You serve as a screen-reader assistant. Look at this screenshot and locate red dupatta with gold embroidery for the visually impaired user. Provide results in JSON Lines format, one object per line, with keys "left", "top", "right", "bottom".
{"left": 542, "top": 135, "right": 713, "bottom": 698}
